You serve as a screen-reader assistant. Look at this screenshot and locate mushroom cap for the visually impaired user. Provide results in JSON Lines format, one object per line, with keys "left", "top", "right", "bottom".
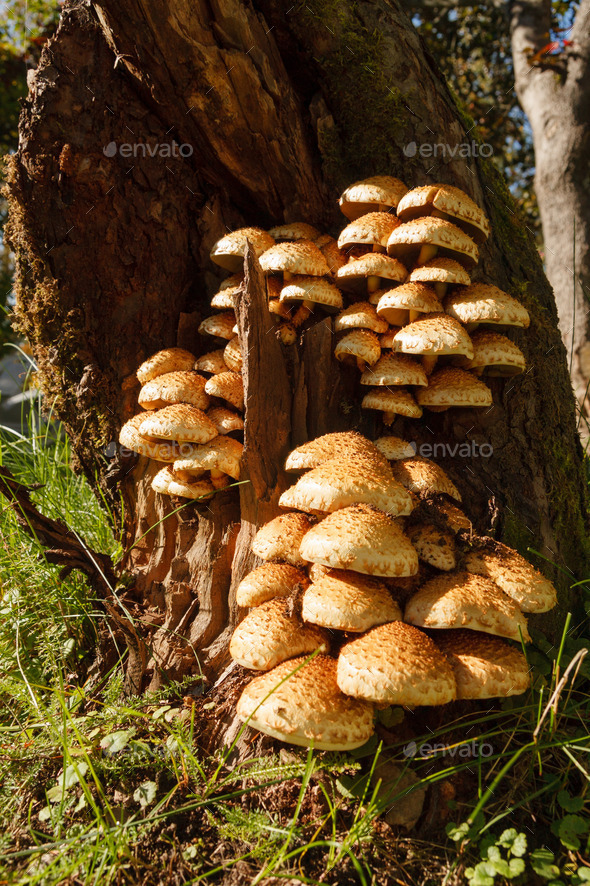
{"left": 210, "top": 227, "right": 275, "bottom": 272}
{"left": 391, "top": 456, "right": 461, "bottom": 501}
{"left": 376, "top": 283, "right": 443, "bottom": 321}
{"left": 230, "top": 598, "right": 331, "bottom": 670}
{"left": 206, "top": 405, "right": 244, "bottom": 435}
{"left": 152, "top": 465, "right": 215, "bottom": 499}
{"left": 138, "top": 371, "right": 210, "bottom": 411}
{"left": 360, "top": 352, "right": 428, "bottom": 387}
{"left": 278, "top": 455, "right": 414, "bottom": 516}
{"left": 223, "top": 336, "right": 242, "bottom": 372}
{"left": 334, "top": 301, "right": 389, "bottom": 334}
{"left": 459, "top": 331, "right": 526, "bottom": 375}
{"left": 335, "top": 330, "right": 381, "bottom": 366}
{"left": 408, "top": 257, "right": 471, "bottom": 286}
{"left": 404, "top": 571, "right": 530, "bottom": 642}
{"left": 374, "top": 436, "right": 417, "bottom": 460}
{"left": 416, "top": 367, "right": 493, "bottom": 409}
{"left": 361, "top": 387, "right": 423, "bottom": 419}
{"left": 173, "top": 435, "right": 243, "bottom": 480}
{"left": 236, "top": 563, "right": 310, "bottom": 608}
{"left": 236, "top": 655, "right": 375, "bottom": 750}
{"left": 137, "top": 348, "right": 196, "bottom": 385}
{"left": 339, "top": 175, "right": 409, "bottom": 220}
{"left": 422, "top": 498, "right": 472, "bottom": 533}
{"left": 338, "top": 212, "right": 400, "bottom": 250}
{"left": 434, "top": 630, "right": 530, "bottom": 699}
{"left": 302, "top": 569, "right": 402, "bottom": 632}
{"left": 211, "top": 283, "right": 240, "bottom": 310}
{"left": 259, "top": 240, "right": 330, "bottom": 277}
{"left": 464, "top": 542, "right": 557, "bottom": 613}
{"left": 392, "top": 313, "right": 474, "bottom": 358}
{"left": 387, "top": 218, "right": 479, "bottom": 268}
{"left": 198, "top": 311, "right": 236, "bottom": 341}
{"left": 204, "top": 371, "right": 244, "bottom": 410}
{"left": 445, "top": 284, "right": 530, "bottom": 328}
{"left": 268, "top": 222, "right": 321, "bottom": 241}
{"left": 252, "top": 512, "right": 315, "bottom": 566}
{"left": 284, "top": 431, "right": 380, "bottom": 472}
{"left": 280, "top": 276, "right": 343, "bottom": 310}
{"left": 300, "top": 504, "right": 419, "bottom": 577}
{"left": 336, "top": 254, "right": 407, "bottom": 293}
{"left": 138, "top": 404, "right": 218, "bottom": 444}
{"left": 194, "top": 350, "right": 228, "bottom": 375}
{"left": 407, "top": 522, "right": 456, "bottom": 571}
{"left": 396, "top": 184, "right": 490, "bottom": 244}
{"left": 379, "top": 327, "right": 402, "bottom": 348}
{"left": 319, "top": 237, "right": 348, "bottom": 274}
{"left": 219, "top": 272, "right": 244, "bottom": 291}
{"left": 119, "top": 413, "right": 184, "bottom": 462}
{"left": 337, "top": 621, "right": 457, "bottom": 705}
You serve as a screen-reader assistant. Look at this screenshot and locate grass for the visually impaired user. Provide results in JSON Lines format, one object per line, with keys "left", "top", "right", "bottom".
{"left": 1, "top": 398, "right": 590, "bottom": 885}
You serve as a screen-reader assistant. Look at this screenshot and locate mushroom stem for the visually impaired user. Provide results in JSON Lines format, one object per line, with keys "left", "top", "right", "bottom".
{"left": 383, "top": 411, "right": 395, "bottom": 426}
{"left": 409, "top": 310, "right": 421, "bottom": 323}
{"left": 367, "top": 275, "right": 381, "bottom": 293}
{"left": 434, "top": 282, "right": 448, "bottom": 300}
{"left": 292, "top": 301, "right": 314, "bottom": 327}
{"left": 466, "top": 322, "right": 479, "bottom": 333}
{"left": 283, "top": 270, "right": 293, "bottom": 283}
{"left": 372, "top": 243, "right": 386, "bottom": 254}
{"left": 210, "top": 469, "right": 230, "bottom": 489}
{"left": 422, "top": 355, "right": 438, "bottom": 375}
{"left": 416, "top": 244, "right": 438, "bottom": 266}
{"left": 385, "top": 308, "right": 408, "bottom": 326}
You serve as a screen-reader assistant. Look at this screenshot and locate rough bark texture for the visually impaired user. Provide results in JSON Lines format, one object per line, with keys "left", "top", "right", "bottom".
{"left": 5, "top": 0, "right": 590, "bottom": 694}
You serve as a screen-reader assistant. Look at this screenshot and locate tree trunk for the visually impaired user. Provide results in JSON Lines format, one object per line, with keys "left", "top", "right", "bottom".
{"left": 6, "top": 0, "right": 590, "bottom": 696}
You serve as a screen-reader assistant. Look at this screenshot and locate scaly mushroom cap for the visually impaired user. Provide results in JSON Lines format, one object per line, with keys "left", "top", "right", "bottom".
{"left": 361, "top": 387, "right": 423, "bottom": 419}
{"left": 223, "top": 337, "right": 242, "bottom": 372}
{"left": 335, "top": 330, "right": 382, "bottom": 367}
{"left": 435, "top": 630, "right": 530, "bottom": 699}
{"left": 387, "top": 218, "right": 479, "bottom": 268}
{"left": 408, "top": 257, "right": 471, "bottom": 286}
{"left": 280, "top": 276, "right": 343, "bottom": 310}
{"left": 284, "top": 431, "right": 380, "bottom": 472}
{"left": 236, "top": 655, "right": 375, "bottom": 750}
{"left": 337, "top": 621, "right": 457, "bottom": 705}
{"left": 338, "top": 212, "right": 400, "bottom": 250}
{"left": 404, "top": 571, "right": 530, "bottom": 642}
{"left": 119, "top": 414, "right": 183, "bottom": 463}
{"left": 210, "top": 227, "right": 275, "bottom": 272}
{"left": 336, "top": 254, "right": 407, "bottom": 293}
{"left": 445, "top": 284, "right": 530, "bottom": 328}
{"left": 204, "top": 371, "right": 244, "bottom": 410}
{"left": 138, "top": 371, "right": 210, "bottom": 411}
{"left": 396, "top": 184, "right": 490, "bottom": 244}
{"left": 174, "top": 436, "right": 243, "bottom": 480}
{"left": 206, "top": 406, "right": 244, "bottom": 435}
{"left": 252, "top": 512, "right": 315, "bottom": 566}
{"left": 319, "top": 237, "right": 348, "bottom": 274}
{"left": 379, "top": 328, "right": 402, "bottom": 348}
{"left": 407, "top": 522, "right": 456, "bottom": 571}
{"left": 421, "top": 498, "right": 472, "bottom": 533}
{"left": 219, "top": 273, "right": 244, "bottom": 291}
{"left": 152, "top": 465, "right": 215, "bottom": 499}
{"left": 259, "top": 240, "right": 330, "bottom": 277}
{"left": 194, "top": 350, "right": 228, "bottom": 375}
{"left": 339, "top": 175, "right": 409, "bottom": 220}
{"left": 376, "top": 283, "right": 443, "bottom": 321}
{"left": 300, "top": 504, "right": 419, "bottom": 577}
{"left": 236, "top": 563, "right": 310, "bottom": 608}
{"left": 460, "top": 331, "right": 526, "bottom": 376}
{"left": 416, "top": 367, "right": 493, "bottom": 409}
{"left": 334, "top": 301, "right": 389, "bottom": 334}
{"left": 268, "top": 222, "right": 321, "bottom": 241}
{"left": 392, "top": 313, "right": 474, "bottom": 358}
{"left": 391, "top": 456, "right": 461, "bottom": 501}
{"left": 230, "top": 598, "right": 331, "bottom": 670}
{"left": 211, "top": 281, "right": 241, "bottom": 310}
{"left": 464, "top": 541, "right": 557, "bottom": 613}
{"left": 360, "top": 352, "right": 428, "bottom": 387}
{"left": 198, "top": 311, "right": 236, "bottom": 341}
{"left": 138, "top": 404, "right": 218, "bottom": 444}
{"left": 302, "top": 569, "right": 402, "bottom": 632}
{"left": 278, "top": 455, "right": 414, "bottom": 516}
{"left": 374, "top": 436, "right": 417, "bottom": 460}
{"left": 137, "top": 348, "right": 196, "bottom": 385}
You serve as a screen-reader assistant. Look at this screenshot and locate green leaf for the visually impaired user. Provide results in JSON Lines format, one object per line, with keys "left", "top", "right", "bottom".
{"left": 446, "top": 820, "right": 471, "bottom": 842}
{"left": 466, "top": 861, "right": 496, "bottom": 886}
{"left": 100, "top": 729, "right": 135, "bottom": 755}
{"left": 497, "top": 828, "right": 527, "bottom": 856}
{"left": 377, "top": 706, "right": 405, "bottom": 728}
{"left": 530, "top": 848, "right": 560, "bottom": 880}
{"left": 46, "top": 762, "right": 88, "bottom": 802}
{"left": 553, "top": 815, "right": 589, "bottom": 851}
{"left": 577, "top": 869, "right": 590, "bottom": 882}
{"left": 133, "top": 780, "right": 157, "bottom": 808}
{"left": 557, "top": 789, "right": 585, "bottom": 813}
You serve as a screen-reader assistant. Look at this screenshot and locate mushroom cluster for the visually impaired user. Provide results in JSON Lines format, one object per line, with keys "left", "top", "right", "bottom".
{"left": 118, "top": 347, "right": 244, "bottom": 498}
{"left": 234, "top": 431, "right": 556, "bottom": 750}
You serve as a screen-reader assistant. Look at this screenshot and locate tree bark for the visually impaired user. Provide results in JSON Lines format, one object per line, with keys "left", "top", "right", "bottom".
{"left": 5, "top": 0, "right": 590, "bottom": 696}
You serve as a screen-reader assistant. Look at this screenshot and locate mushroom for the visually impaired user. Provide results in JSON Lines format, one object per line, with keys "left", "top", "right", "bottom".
{"left": 198, "top": 311, "right": 236, "bottom": 341}
{"left": 280, "top": 276, "right": 343, "bottom": 327}
{"left": 445, "top": 283, "right": 530, "bottom": 331}
{"left": 259, "top": 239, "right": 330, "bottom": 283}
{"left": 407, "top": 522, "right": 457, "bottom": 571}
{"left": 268, "top": 222, "right": 321, "bottom": 241}
{"left": 379, "top": 328, "right": 401, "bottom": 349}
{"left": 318, "top": 236, "right": 348, "bottom": 275}
{"left": 435, "top": 630, "right": 530, "bottom": 699}
{"left": 336, "top": 253, "right": 407, "bottom": 297}
{"left": 458, "top": 331, "right": 526, "bottom": 376}
{"left": 137, "top": 348, "right": 196, "bottom": 385}
{"left": 339, "top": 175, "right": 409, "bottom": 220}
{"left": 390, "top": 456, "right": 461, "bottom": 501}
{"left": 138, "top": 404, "right": 218, "bottom": 444}
{"left": 119, "top": 413, "right": 183, "bottom": 463}
{"left": 229, "top": 598, "right": 331, "bottom": 670}
{"left": 396, "top": 184, "right": 490, "bottom": 244}
{"left": 173, "top": 436, "right": 243, "bottom": 491}
{"left": 334, "top": 301, "right": 389, "bottom": 335}
{"left": 204, "top": 371, "right": 244, "bottom": 411}
{"left": 236, "top": 655, "right": 375, "bottom": 751}
{"left": 336, "top": 622, "right": 457, "bottom": 705}
{"left": 299, "top": 504, "right": 419, "bottom": 577}
{"left": 152, "top": 465, "right": 215, "bottom": 500}
{"left": 418, "top": 498, "right": 472, "bottom": 533}
{"left": 360, "top": 387, "right": 423, "bottom": 424}
{"left": 301, "top": 569, "right": 402, "bottom": 632}
{"left": 404, "top": 571, "right": 531, "bottom": 642}
{"left": 210, "top": 275, "right": 243, "bottom": 309}
{"left": 335, "top": 330, "right": 382, "bottom": 372}
{"left": 252, "top": 512, "right": 315, "bottom": 566}
{"left": 284, "top": 430, "right": 380, "bottom": 472}
{"left": 408, "top": 257, "right": 470, "bottom": 300}
{"left": 338, "top": 212, "right": 400, "bottom": 255}
{"left": 360, "top": 352, "right": 428, "bottom": 388}
{"left": 391, "top": 312, "right": 474, "bottom": 376}
{"left": 138, "top": 370, "right": 210, "bottom": 411}
{"left": 210, "top": 227, "right": 275, "bottom": 272}
{"left": 387, "top": 217, "right": 478, "bottom": 269}
{"left": 374, "top": 436, "right": 417, "bottom": 460}
{"left": 376, "top": 282, "right": 443, "bottom": 326}
{"left": 223, "top": 336, "right": 242, "bottom": 372}
{"left": 416, "top": 367, "right": 493, "bottom": 412}
{"left": 194, "top": 350, "right": 229, "bottom": 375}
{"left": 206, "top": 406, "right": 244, "bottom": 435}
{"left": 236, "top": 563, "right": 310, "bottom": 608}
{"left": 463, "top": 540, "right": 557, "bottom": 613}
